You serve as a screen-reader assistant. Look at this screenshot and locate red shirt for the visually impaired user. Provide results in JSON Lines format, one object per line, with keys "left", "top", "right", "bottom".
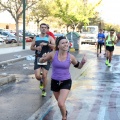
{"left": 46, "top": 31, "right": 55, "bottom": 40}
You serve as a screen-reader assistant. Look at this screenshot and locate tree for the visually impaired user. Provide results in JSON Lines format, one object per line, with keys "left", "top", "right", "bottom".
{"left": 28, "top": 0, "right": 50, "bottom": 32}
{"left": 76, "top": 0, "right": 102, "bottom": 25}
{"left": 0, "top": 0, "right": 37, "bottom": 44}
{"left": 51, "top": 0, "right": 78, "bottom": 32}
{"left": 50, "top": 0, "right": 102, "bottom": 32}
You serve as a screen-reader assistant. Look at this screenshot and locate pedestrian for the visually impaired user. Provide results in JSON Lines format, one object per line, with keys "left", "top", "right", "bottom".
{"left": 46, "top": 24, "right": 56, "bottom": 40}
{"left": 30, "top": 23, "right": 55, "bottom": 97}
{"left": 116, "top": 32, "right": 120, "bottom": 45}
{"left": 105, "top": 29, "right": 117, "bottom": 67}
{"left": 103, "top": 29, "right": 109, "bottom": 56}
{"left": 39, "top": 36, "right": 87, "bottom": 120}
{"left": 97, "top": 29, "right": 105, "bottom": 57}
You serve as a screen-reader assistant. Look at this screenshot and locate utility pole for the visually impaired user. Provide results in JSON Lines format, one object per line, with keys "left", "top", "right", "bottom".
{"left": 23, "top": 0, "right": 26, "bottom": 49}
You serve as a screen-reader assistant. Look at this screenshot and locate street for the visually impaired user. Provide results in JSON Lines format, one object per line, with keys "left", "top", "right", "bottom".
{"left": 0, "top": 44, "right": 120, "bottom": 120}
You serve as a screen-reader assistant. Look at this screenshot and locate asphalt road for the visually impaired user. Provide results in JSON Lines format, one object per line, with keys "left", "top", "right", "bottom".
{"left": 0, "top": 44, "right": 120, "bottom": 120}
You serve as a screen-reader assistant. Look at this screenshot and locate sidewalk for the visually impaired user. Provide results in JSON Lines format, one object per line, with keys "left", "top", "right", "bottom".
{"left": 0, "top": 44, "right": 34, "bottom": 63}
{"left": 0, "top": 44, "right": 34, "bottom": 86}
{"left": 0, "top": 45, "right": 30, "bottom": 54}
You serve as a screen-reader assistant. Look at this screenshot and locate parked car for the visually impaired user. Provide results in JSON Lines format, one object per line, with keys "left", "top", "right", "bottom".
{"left": 0, "top": 37, "right": 5, "bottom": 45}
{"left": 0, "top": 31, "right": 17, "bottom": 43}
{"left": 54, "top": 33, "right": 65, "bottom": 40}
{"left": 25, "top": 32, "right": 35, "bottom": 40}
{"left": 0, "top": 34, "right": 7, "bottom": 40}
{"left": 25, "top": 37, "right": 33, "bottom": 42}
{"left": 0, "top": 29, "right": 4, "bottom": 34}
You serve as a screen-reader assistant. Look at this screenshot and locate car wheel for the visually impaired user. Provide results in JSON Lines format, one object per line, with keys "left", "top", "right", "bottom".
{"left": 11, "top": 39, "right": 16, "bottom": 43}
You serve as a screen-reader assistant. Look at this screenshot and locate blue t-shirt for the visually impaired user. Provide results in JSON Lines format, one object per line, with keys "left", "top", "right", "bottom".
{"left": 98, "top": 33, "right": 105, "bottom": 43}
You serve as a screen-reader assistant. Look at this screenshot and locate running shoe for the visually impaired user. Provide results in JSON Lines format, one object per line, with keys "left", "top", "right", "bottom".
{"left": 39, "top": 81, "right": 43, "bottom": 90}
{"left": 107, "top": 63, "right": 111, "bottom": 67}
{"left": 42, "top": 90, "right": 47, "bottom": 97}
{"left": 105, "top": 60, "right": 109, "bottom": 65}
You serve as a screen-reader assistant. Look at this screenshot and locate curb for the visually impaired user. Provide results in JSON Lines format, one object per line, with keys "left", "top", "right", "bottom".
{"left": 0, "top": 54, "right": 35, "bottom": 67}
{"left": 0, "top": 54, "right": 34, "bottom": 86}
{"left": 0, "top": 75, "right": 16, "bottom": 86}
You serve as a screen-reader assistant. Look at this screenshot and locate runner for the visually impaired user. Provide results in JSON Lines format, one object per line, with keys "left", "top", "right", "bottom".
{"left": 39, "top": 36, "right": 87, "bottom": 120}
{"left": 105, "top": 29, "right": 117, "bottom": 67}
{"left": 30, "top": 23, "right": 55, "bottom": 97}
{"left": 103, "top": 29, "right": 109, "bottom": 55}
{"left": 97, "top": 29, "right": 105, "bottom": 57}
{"left": 46, "top": 24, "right": 55, "bottom": 40}
{"left": 116, "top": 32, "right": 120, "bottom": 45}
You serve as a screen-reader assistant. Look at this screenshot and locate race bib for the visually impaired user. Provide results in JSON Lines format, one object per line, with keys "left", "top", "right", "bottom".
{"left": 37, "top": 57, "right": 47, "bottom": 65}
{"left": 108, "top": 41, "right": 113, "bottom": 44}
{"left": 98, "top": 37, "right": 102, "bottom": 40}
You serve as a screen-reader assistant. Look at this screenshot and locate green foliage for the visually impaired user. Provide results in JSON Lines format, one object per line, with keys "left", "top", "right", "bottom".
{"left": 53, "top": 0, "right": 75, "bottom": 25}
{"left": 104, "top": 23, "right": 120, "bottom": 32}
{"left": 50, "top": 0, "right": 102, "bottom": 28}
{"left": 29, "top": 0, "right": 50, "bottom": 23}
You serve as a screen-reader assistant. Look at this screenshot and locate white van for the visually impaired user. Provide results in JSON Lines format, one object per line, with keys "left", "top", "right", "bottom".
{"left": 80, "top": 26, "right": 98, "bottom": 44}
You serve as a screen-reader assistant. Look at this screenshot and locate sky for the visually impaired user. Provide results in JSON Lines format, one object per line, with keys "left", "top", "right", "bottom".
{"left": 0, "top": 11, "right": 15, "bottom": 23}
{"left": 89, "top": 0, "right": 120, "bottom": 24}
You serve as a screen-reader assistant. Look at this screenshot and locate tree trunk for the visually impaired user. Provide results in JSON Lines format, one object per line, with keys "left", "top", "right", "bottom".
{"left": 66, "top": 25, "right": 69, "bottom": 33}
{"left": 74, "top": 23, "right": 80, "bottom": 32}
{"left": 37, "top": 21, "right": 40, "bottom": 33}
{"left": 72, "top": 23, "right": 75, "bottom": 32}
{"left": 16, "top": 20, "right": 20, "bottom": 46}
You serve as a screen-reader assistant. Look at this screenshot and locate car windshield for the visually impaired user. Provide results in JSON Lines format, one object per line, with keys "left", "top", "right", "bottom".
{"left": 54, "top": 33, "right": 64, "bottom": 37}
{"left": 82, "top": 27, "right": 96, "bottom": 34}
{"left": 9, "top": 33, "right": 15, "bottom": 37}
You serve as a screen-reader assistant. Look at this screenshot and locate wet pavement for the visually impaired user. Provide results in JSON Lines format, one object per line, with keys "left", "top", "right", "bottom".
{"left": 0, "top": 44, "right": 120, "bottom": 120}
{"left": 28, "top": 45, "right": 120, "bottom": 120}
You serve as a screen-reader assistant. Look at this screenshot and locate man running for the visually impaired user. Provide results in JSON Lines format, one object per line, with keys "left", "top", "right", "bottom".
{"left": 46, "top": 24, "right": 55, "bottom": 40}
{"left": 97, "top": 29, "right": 105, "bottom": 57}
{"left": 30, "top": 23, "right": 55, "bottom": 97}
{"left": 105, "top": 29, "right": 117, "bottom": 67}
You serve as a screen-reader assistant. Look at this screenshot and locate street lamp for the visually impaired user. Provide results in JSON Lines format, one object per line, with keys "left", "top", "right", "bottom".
{"left": 23, "top": 0, "right": 26, "bottom": 49}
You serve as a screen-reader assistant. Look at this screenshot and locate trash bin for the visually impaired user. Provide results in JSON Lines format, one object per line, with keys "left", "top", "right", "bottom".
{"left": 66, "top": 32, "right": 80, "bottom": 51}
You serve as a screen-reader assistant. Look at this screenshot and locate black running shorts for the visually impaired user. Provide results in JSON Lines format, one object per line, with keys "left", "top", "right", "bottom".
{"left": 106, "top": 46, "right": 114, "bottom": 52}
{"left": 51, "top": 79, "right": 72, "bottom": 92}
{"left": 97, "top": 42, "right": 104, "bottom": 49}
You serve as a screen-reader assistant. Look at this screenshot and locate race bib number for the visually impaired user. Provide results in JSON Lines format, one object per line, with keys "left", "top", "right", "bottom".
{"left": 108, "top": 41, "right": 113, "bottom": 44}
{"left": 98, "top": 37, "right": 102, "bottom": 40}
{"left": 37, "top": 57, "right": 47, "bottom": 65}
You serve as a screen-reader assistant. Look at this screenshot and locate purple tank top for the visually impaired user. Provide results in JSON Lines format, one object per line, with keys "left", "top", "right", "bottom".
{"left": 51, "top": 51, "right": 71, "bottom": 81}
